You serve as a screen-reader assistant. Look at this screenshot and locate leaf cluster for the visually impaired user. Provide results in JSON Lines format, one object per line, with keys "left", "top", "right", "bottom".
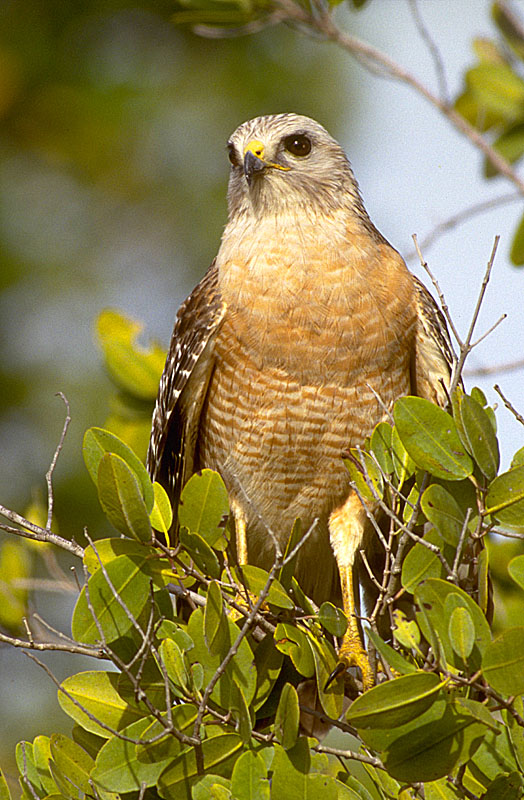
{"left": 455, "top": 1, "right": 524, "bottom": 264}
{"left": 2, "top": 367, "right": 524, "bottom": 800}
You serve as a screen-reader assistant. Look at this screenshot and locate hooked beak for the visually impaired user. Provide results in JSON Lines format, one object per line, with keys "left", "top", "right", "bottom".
{"left": 243, "top": 148, "right": 266, "bottom": 186}
{"left": 243, "top": 139, "right": 290, "bottom": 186}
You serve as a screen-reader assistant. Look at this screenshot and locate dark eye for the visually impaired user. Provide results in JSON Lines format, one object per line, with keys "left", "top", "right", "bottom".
{"left": 227, "top": 143, "right": 239, "bottom": 166}
{"left": 283, "top": 134, "right": 312, "bottom": 157}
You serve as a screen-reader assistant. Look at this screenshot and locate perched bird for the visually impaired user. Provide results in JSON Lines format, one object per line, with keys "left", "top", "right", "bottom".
{"left": 147, "top": 113, "right": 453, "bottom": 688}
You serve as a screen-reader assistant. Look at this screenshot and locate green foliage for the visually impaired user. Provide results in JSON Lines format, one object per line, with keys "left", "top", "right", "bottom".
{"left": 3, "top": 297, "right": 524, "bottom": 798}
{"left": 4, "top": 378, "right": 524, "bottom": 799}
{"left": 455, "top": 1, "right": 524, "bottom": 265}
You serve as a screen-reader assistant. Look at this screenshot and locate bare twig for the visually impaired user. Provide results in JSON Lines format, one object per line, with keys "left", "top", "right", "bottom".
{"left": 0, "top": 506, "right": 84, "bottom": 557}
{"left": 494, "top": 383, "right": 524, "bottom": 426}
{"left": 407, "top": 0, "right": 449, "bottom": 103}
{"left": 465, "top": 357, "right": 524, "bottom": 377}
{"left": 406, "top": 193, "right": 521, "bottom": 259}
{"left": 0, "top": 629, "right": 104, "bottom": 658}
{"left": 313, "top": 743, "right": 384, "bottom": 769}
{"left": 45, "top": 393, "right": 71, "bottom": 530}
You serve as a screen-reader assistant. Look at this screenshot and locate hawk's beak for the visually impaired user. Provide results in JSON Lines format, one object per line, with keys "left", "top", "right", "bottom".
{"left": 243, "top": 141, "right": 267, "bottom": 185}
{"left": 243, "top": 139, "right": 290, "bottom": 186}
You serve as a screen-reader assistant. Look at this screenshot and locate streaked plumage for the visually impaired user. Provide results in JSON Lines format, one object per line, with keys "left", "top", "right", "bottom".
{"left": 147, "top": 113, "right": 453, "bottom": 688}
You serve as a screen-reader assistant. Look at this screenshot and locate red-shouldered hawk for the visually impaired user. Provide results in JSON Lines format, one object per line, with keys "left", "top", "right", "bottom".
{"left": 147, "top": 113, "right": 454, "bottom": 689}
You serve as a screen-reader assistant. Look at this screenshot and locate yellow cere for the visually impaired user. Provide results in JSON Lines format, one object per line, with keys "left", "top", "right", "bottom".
{"left": 243, "top": 139, "right": 290, "bottom": 171}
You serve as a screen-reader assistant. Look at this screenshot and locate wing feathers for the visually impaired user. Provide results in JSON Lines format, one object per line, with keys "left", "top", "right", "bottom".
{"left": 147, "top": 260, "right": 226, "bottom": 514}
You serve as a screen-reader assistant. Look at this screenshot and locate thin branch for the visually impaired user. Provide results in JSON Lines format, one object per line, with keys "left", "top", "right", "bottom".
{"left": 0, "top": 506, "right": 84, "bottom": 557}
{"left": 465, "top": 357, "right": 524, "bottom": 377}
{"left": 0, "top": 629, "right": 105, "bottom": 658}
{"left": 494, "top": 383, "right": 524, "bottom": 426}
{"left": 313, "top": 743, "right": 384, "bottom": 769}
{"left": 292, "top": 3, "right": 524, "bottom": 195}
{"left": 406, "top": 192, "right": 521, "bottom": 259}
{"left": 45, "top": 392, "right": 71, "bottom": 531}
{"left": 407, "top": 0, "right": 449, "bottom": 103}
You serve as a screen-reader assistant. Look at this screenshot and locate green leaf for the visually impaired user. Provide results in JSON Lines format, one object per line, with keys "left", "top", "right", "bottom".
{"left": 32, "top": 737, "right": 55, "bottom": 796}
{"left": 421, "top": 483, "right": 467, "bottom": 546}
{"left": 157, "top": 733, "right": 242, "bottom": 798}
{"left": 366, "top": 628, "right": 417, "bottom": 674}
{"left": 456, "top": 395, "right": 500, "bottom": 480}
{"left": 72, "top": 553, "right": 151, "bottom": 644}
{"left": 96, "top": 309, "right": 165, "bottom": 400}
{"left": 486, "top": 122, "right": 524, "bottom": 177}
{"left": 485, "top": 464, "right": 524, "bottom": 527}
{"left": 253, "top": 633, "right": 284, "bottom": 711}
{"left": 271, "top": 740, "right": 338, "bottom": 800}
{"left": 178, "top": 469, "right": 229, "bottom": 548}
{"left": 187, "top": 607, "right": 257, "bottom": 708}
{"left": 0, "top": 540, "right": 30, "bottom": 630}
{"left": 383, "top": 699, "right": 488, "bottom": 782}
{"left": 83, "top": 537, "right": 149, "bottom": 574}
{"left": 57, "top": 671, "right": 144, "bottom": 738}
{"left": 192, "top": 775, "right": 232, "bottom": 800}
{"left": 509, "top": 554, "right": 524, "bottom": 591}
{"left": 274, "top": 623, "right": 314, "bottom": 677}
{"left": 511, "top": 211, "right": 524, "bottom": 265}
{"left": 97, "top": 452, "right": 152, "bottom": 541}
{"left": 150, "top": 481, "right": 173, "bottom": 540}
{"left": 511, "top": 447, "right": 524, "bottom": 469}
{"left": 347, "top": 672, "right": 444, "bottom": 729}
{"left": 503, "top": 695, "right": 524, "bottom": 772}
{"left": 401, "top": 527, "right": 445, "bottom": 592}
{"left": 370, "top": 421, "right": 394, "bottom": 474}
{"left": 343, "top": 450, "right": 383, "bottom": 502}
{"left": 49, "top": 735, "right": 93, "bottom": 794}
{"left": 390, "top": 425, "right": 415, "bottom": 487}
{"left": 392, "top": 610, "right": 422, "bottom": 654}
{"left": 466, "top": 62, "right": 524, "bottom": 121}
{"left": 232, "top": 565, "right": 294, "bottom": 609}
{"left": 92, "top": 716, "right": 176, "bottom": 793}
{"left": 449, "top": 606, "right": 475, "bottom": 661}
{"left": 318, "top": 602, "right": 347, "bottom": 637}
{"left": 0, "top": 770, "right": 12, "bottom": 800}
{"left": 83, "top": 426, "right": 154, "bottom": 511}
{"left": 394, "top": 397, "right": 473, "bottom": 480}
{"left": 230, "top": 751, "right": 269, "bottom": 800}
{"left": 158, "top": 638, "right": 190, "bottom": 694}
{"left": 179, "top": 527, "right": 220, "bottom": 578}
{"left": 15, "top": 742, "right": 42, "bottom": 798}
{"left": 414, "top": 579, "right": 491, "bottom": 671}
{"left": 274, "top": 683, "right": 300, "bottom": 750}
{"left": 135, "top": 704, "right": 198, "bottom": 767}
{"left": 483, "top": 773, "right": 523, "bottom": 800}
{"left": 308, "top": 635, "right": 344, "bottom": 719}
{"left": 204, "top": 580, "right": 229, "bottom": 654}
{"left": 482, "top": 626, "right": 524, "bottom": 695}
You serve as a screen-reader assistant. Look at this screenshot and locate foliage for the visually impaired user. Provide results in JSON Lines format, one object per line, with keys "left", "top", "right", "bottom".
{"left": 1, "top": 308, "right": 524, "bottom": 798}
{"left": 455, "top": 1, "right": 524, "bottom": 265}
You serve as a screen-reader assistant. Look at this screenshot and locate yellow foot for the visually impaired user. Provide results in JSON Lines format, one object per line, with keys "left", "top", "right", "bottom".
{"left": 326, "top": 637, "right": 374, "bottom": 691}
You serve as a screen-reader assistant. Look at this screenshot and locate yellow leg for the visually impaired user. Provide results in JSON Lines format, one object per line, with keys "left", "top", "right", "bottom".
{"left": 231, "top": 500, "right": 248, "bottom": 564}
{"left": 328, "top": 493, "right": 374, "bottom": 690}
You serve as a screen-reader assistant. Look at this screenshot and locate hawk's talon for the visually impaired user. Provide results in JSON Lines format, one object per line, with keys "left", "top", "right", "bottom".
{"left": 325, "top": 660, "right": 347, "bottom": 691}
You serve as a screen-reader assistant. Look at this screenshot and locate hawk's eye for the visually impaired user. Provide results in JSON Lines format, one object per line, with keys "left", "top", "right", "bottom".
{"left": 227, "top": 143, "right": 239, "bottom": 166}
{"left": 283, "top": 134, "right": 312, "bottom": 157}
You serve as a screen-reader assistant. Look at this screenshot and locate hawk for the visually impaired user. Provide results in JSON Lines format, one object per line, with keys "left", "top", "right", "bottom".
{"left": 147, "top": 113, "right": 454, "bottom": 689}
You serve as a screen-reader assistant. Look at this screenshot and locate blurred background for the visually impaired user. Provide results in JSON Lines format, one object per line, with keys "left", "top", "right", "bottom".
{"left": 0, "top": 0, "right": 523, "bottom": 783}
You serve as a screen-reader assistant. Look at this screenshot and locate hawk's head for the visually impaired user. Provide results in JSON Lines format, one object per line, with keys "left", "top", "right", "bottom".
{"left": 225, "top": 113, "right": 367, "bottom": 219}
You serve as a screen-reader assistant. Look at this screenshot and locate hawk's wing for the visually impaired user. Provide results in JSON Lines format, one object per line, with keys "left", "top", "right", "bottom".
{"left": 410, "top": 275, "right": 457, "bottom": 407}
{"left": 147, "top": 259, "right": 226, "bottom": 518}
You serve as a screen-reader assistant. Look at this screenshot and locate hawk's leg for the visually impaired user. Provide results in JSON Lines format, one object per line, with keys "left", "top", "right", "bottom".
{"left": 231, "top": 500, "right": 248, "bottom": 564}
{"left": 328, "top": 493, "right": 374, "bottom": 690}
